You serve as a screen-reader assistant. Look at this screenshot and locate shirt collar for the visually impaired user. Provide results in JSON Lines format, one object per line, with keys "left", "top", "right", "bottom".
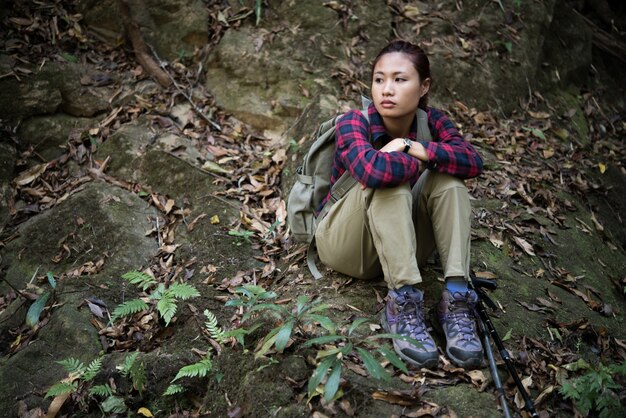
{"left": 367, "top": 102, "right": 418, "bottom": 142}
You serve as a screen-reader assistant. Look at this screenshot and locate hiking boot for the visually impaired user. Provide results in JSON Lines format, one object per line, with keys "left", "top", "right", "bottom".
{"left": 437, "top": 289, "right": 483, "bottom": 368}
{"left": 381, "top": 286, "right": 439, "bottom": 369}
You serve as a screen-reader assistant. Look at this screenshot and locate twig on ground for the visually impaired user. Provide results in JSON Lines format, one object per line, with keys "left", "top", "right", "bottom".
{"left": 149, "top": 46, "right": 222, "bottom": 131}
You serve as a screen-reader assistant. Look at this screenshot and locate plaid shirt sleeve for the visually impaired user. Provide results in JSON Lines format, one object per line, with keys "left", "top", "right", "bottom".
{"left": 420, "top": 107, "right": 483, "bottom": 179}
{"left": 335, "top": 110, "right": 421, "bottom": 189}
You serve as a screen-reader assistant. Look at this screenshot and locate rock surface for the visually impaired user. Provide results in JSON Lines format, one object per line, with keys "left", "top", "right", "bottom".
{"left": 78, "top": 0, "right": 209, "bottom": 61}
{"left": 205, "top": 0, "right": 390, "bottom": 131}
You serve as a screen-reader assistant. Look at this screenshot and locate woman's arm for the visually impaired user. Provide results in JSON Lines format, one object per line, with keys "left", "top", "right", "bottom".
{"left": 335, "top": 110, "right": 421, "bottom": 189}
{"left": 417, "top": 108, "right": 483, "bottom": 179}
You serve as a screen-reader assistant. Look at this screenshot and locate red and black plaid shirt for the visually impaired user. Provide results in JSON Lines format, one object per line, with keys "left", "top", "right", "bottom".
{"left": 320, "top": 103, "right": 483, "bottom": 210}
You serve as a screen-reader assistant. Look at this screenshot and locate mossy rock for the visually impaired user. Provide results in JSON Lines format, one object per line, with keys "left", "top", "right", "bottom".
{"left": 0, "top": 180, "right": 159, "bottom": 293}
{"left": 0, "top": 302, "right": 101, "bottom": 414}
{"left": 205, "top": 0, "right": 390, "bottom": 131}
{"left": 78, "top": 0, "right": 209, "bottom": 61}
{"left": 17, "top": 114, "right": 98, "bottom": 162}
{"left": 0, "top": 141, "right": 16, "bottom": 226}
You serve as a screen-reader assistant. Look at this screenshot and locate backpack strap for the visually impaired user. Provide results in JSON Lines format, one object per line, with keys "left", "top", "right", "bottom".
{"left": 317, "top": 106, "right": 370, "bottom": 220}
{"left": 416, "top": 108, "right": 431, "bottom": 142}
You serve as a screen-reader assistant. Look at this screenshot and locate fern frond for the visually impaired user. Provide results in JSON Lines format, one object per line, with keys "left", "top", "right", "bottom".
{"left": 57, "top": 358, "right": 85, "bottom": 375}
{"left": 167, "top": 283, "right": 200, "bottom": 300}
{"left": 45, "top": 381, "right": 78, "bottom": 398}
{"left": 118, "top": 352, "right": 139, "bottom": 377}
{"left": 172, "top": 358, "right": 213, "bottom": 382}
{"left": 111, "top": 299, "right": 149, "bottom": 322}
{"left": 101, "top": 395, "right": 127, "bottom": 413}
{"left": 88, "top": 384, "right": 114, "bottom": 397}
{"left": 204, "top": 309, "right": 225, "bottom": 342}
{"left": 82, "top": 357, "right": 103, "bottom": 382}
{"left": 157, "top": 293, "right": 177, "bottom": 325}
{"left": 121, "top": 271, "right": 157, "bottom": 291}
{"left": 163, "top": 384, "right": 185, "bottom": 396}
{"left": 149, "top": 283, "right": 166, "bottom": 300}
{"left": 129, "top": 359, "right": 147, "bottom": 394}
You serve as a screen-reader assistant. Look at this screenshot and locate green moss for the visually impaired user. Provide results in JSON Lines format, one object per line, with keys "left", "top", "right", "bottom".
{"left": 547, "top": 88, "right": 589, "bottom": 145}
{"left": 425, "top": 384, "right": 502, "bottom": 417}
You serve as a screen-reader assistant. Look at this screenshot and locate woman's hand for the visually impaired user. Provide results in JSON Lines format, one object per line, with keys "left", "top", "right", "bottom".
{"left": 380, "top": 138, "right": 429, "bottom": 162}
{"left": 379, "top": 137, "right": 406, "bottom": 153}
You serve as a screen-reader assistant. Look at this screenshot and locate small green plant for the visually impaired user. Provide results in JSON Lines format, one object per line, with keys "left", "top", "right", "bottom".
{"left": 227, "top": 289, "right": 418, "bottom": 402}
{"left": 251, "top": 294, "right": 335, "bottom": 358}
{"left": 163, "top": 309, "right": 226, "bottom": 396}
{"left": 26, "top": 271, "right": 56, "bottom": 329}
{"left": 46, "top": 352, "right": 147, "bottom": 415}
{"left": 560, "top": 360, "right": 626, "bottom": 418}
{"left": 254, "top": 0, "right": 262, "bottom": 25}
{"left": 226, "top": 284, "right": 278, "bottom": 316}
{"left": 111, "top": 271, "right": 200, "bottom": 325}
{"left": 46, "top": 357, "right": 103, "bottom": 399}
{"left": 303, "top": 317, "right": 415, "bottom": 402}
{"left": 228, "top": 228, "right": 255, "bottom": 244}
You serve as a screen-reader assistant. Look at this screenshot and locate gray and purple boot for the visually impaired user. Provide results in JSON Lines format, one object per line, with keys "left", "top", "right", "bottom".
{"left": 381, "top": 286, "right": 439, "bottom": 369}
{"left": 437, "top": 289, "right": 483, "bottom": 368}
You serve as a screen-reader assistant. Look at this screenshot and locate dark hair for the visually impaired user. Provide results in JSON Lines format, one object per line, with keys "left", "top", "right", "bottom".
{"left": 371, "top": 40, "right": 431, "bottom": 109}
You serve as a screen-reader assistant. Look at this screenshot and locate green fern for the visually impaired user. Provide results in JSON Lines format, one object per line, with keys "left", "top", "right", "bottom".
{"left": 88, "top": 384, "right": 114, "bottom": 397}
{"left": 204, "top": 309, "right": 225, "bottom": 342}
{"left": 163, "top": 384, "right": 185, "bottom": 396}
{"left": 129, "top": 360, "right": 146, "bottom": 394}
{"left": 172, "top": 358, "right": 213, "bottom": 382}
{"left": 57, "top": 358, "right": 85, "bottom": 375}
{"left": 101, "top": 395, "right": 127, "bottom": 413}
{"left": 157, "top": 292, "right": 177, "bottom": 325}
{"left": 82, "top": 357, "right": 103, "bottom": 382}
{"left": 45, "top": 381, "right": 78, "bottom": 398}
{"left": 110, "top": 299, "right": 149, "bottom": 322}
{"left": 150, "top": 283, "right": 166, "bottom": 300}
{"left": 167, "top": 283, "right": 201, "bottom": 300}
{"left": 121, "top": 271, "right": 157, "bottom": 290}
{"left": 116, "top": 352, "right": 146, "bottom": 394}
{"left": 118, "top": 352, "right": 139, "bottom": 377}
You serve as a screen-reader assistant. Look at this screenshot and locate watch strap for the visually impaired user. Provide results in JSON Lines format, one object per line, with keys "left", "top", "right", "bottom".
{"left": 403, "top": 138, "right": 411, "bottom": 153}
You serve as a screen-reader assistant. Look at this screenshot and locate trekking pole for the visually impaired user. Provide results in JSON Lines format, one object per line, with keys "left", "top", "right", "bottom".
{"left": 470, "top": 273, "right": 539, "bottom": 418}
{"left": 475, "top": 301, "right": 512, "bottom": 418}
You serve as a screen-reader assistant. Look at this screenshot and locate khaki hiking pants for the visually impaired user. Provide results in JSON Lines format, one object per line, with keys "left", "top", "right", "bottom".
{"left": 315, "top": 171, "right": 472, "bottom": 289}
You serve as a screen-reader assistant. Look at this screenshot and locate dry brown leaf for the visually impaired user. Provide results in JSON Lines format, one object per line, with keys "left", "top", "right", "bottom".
{"left": 489, "top": 236, "right": 504, "bottom": 249}
{"left": 528, "top": 110, "right": 551, "bottom": 119}
{"left": 514, "top": 375, "right": 533, "bottom": 410}
{"left": 371, "top": 390, "right": 420, "bottom": 406}
{"left": 14, "top": 163, "right": 48, "bottom": 186}
{"left": 513, "top": 236, "right": 536, "bottom": 256}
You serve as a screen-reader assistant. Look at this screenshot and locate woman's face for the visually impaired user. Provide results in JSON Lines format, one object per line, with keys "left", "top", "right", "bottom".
{"left": 372, "top": 52, "right": 430, "bottom": 120}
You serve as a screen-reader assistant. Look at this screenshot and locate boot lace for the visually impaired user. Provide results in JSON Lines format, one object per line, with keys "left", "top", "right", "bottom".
{"left": 395, "top": 294, "right": 430, "bottom": 342}
{"left": 448, "top": 292, "right": 478, "bottom": 342}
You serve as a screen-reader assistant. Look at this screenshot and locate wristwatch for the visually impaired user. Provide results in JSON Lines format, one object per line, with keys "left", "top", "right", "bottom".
{"left": 402, "top": 138, "right": 412, "bottom": 153}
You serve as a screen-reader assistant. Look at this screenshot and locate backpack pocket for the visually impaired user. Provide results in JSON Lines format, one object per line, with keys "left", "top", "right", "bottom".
{"left": 287, "top": 167, "right": 316, "bottom": 243}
